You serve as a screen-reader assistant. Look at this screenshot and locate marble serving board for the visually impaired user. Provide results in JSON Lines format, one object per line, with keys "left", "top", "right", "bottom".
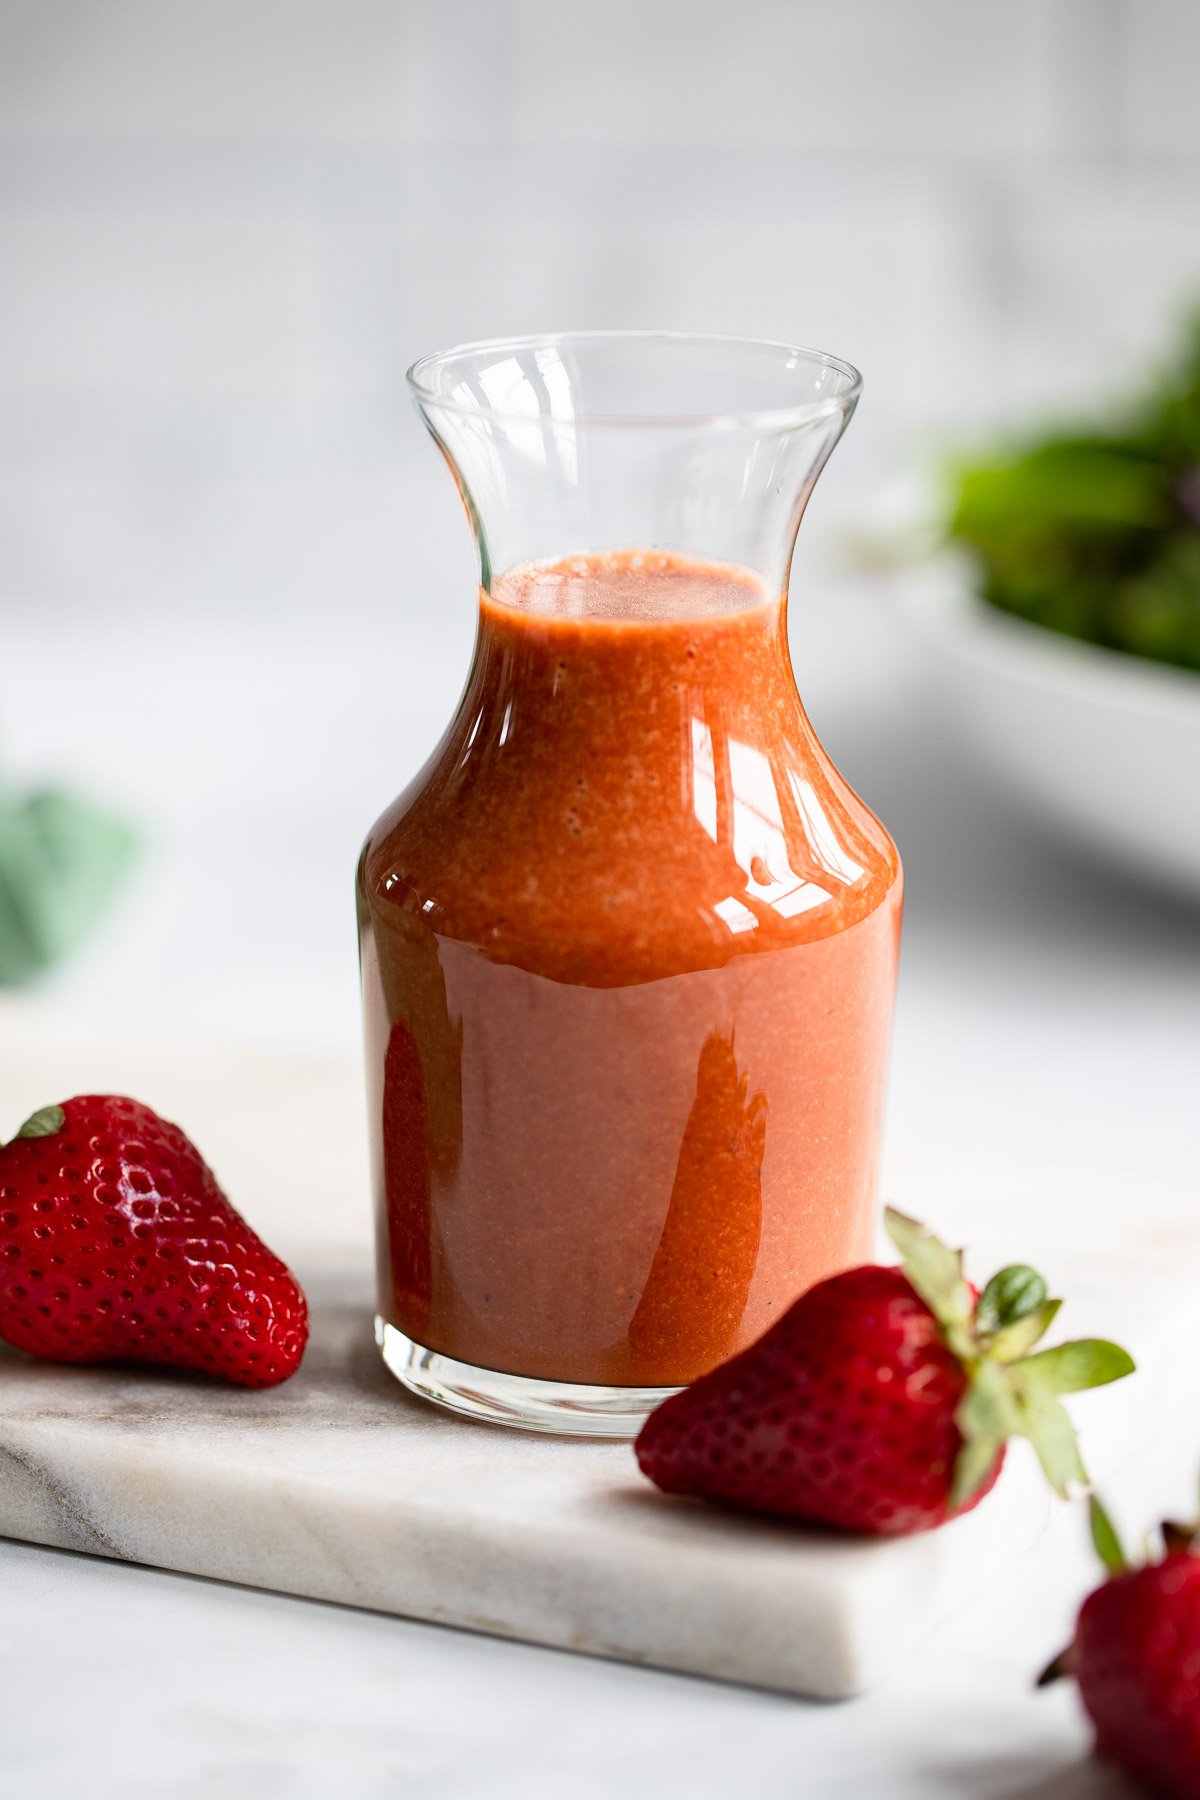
{"left": 0, "top": 1004, "right": 1197, "bottom": 1700}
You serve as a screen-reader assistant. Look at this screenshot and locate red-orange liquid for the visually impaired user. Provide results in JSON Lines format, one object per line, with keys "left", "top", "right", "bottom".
{"left": 359, "top": 551, "right": 901, "bottom": 1387}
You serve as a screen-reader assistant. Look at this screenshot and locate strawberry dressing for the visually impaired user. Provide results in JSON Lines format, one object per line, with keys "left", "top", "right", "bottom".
{"left": 359, "top": 550, "right": 901, "bottom": 1388}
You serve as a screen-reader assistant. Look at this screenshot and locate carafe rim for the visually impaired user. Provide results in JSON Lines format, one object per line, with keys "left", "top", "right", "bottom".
{"left": 407, "top": 328, "right": 862, "bottom": 434}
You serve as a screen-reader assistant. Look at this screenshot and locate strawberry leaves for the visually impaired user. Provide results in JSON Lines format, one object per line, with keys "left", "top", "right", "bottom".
{"left": 986, "top": 1300, "right": 1062, "bottom": 1363}
{"left": 883, "top": 1208, "right": 974, "bottom": 1354}
{"left": 13, "top": 1104, "right": 65, "bottom": 1142}
{"left": 884, "top": 1207, "right": 1135, "bottom": 1508}
{"left": 1011, "top": 1384, "right": 1090, "bottom": 1497}
{"left": 975, "top": 1264, "right": 1047, "bottom": 1337}
{"left": 0, "top": 1103, "right": 66, "bottom": 1149}
{"left": 951, "top": 1363, "right": 1016, "bottom": 1507}
{"left": 1007, "top": 1340, "right": 1134, "bottom": 1499}
{"left": 1019, "top": 1339, "right": 1136, "bottom": 1396}
{"left": 976, "top": 1265, "right": 1063, "bottom": 1363}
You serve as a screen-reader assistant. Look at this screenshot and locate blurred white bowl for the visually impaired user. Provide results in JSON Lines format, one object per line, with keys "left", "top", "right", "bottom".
{"left": 900, "top": 565, "right": 1200, "bottom": 901}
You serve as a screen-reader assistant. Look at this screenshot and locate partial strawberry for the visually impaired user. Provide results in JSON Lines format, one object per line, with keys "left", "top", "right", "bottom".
{"left": 1041, "top": 1498, "right": 1200, "bottom": 1800}
{"left": 635, "top": 1209, "right": 1133, "bottom": 1535}
{"left": 0, "top": 1096, "right": 307, "bottom": 1387}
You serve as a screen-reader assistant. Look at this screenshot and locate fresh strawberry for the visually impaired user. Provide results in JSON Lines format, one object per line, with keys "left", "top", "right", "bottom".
{"left": 1041, "top": 1499, "right": 1200, "bottom": 1800}
{"left": 0, "top": 1096, "right": 307, "bottom": 1387}
{"left": 635, "top": 1209, "right": 1133, "bottom": 1535}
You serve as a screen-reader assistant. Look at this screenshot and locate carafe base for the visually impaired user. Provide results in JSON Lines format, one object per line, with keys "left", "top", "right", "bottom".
{"left": 375, "top": 1317, "right": 680, "bottom": 1439}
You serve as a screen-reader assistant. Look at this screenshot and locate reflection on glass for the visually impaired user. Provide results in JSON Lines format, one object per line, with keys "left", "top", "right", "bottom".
{"left": 689, "top": 714, "right": 718, "bottom": 843}
{"left": 787, "top": 770, "right": 867, "bottom": 887}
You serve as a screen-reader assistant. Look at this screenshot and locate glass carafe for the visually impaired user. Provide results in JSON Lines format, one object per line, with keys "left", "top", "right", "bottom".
{"left": 358, "top": 332, "right": 902, "bottom": 1436}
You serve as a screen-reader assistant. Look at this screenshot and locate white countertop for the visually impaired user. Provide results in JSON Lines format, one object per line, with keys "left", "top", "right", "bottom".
{"left": 0, "top": 1514, "right": 1141, "bottom": 1800}
{"left": 2, "top": 576, "right": 1195, "bottom": 1798}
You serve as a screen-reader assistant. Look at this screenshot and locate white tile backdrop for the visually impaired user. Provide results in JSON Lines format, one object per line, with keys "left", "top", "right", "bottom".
{"left": 1, "top": 0, "right": 1198, "bottom": 623}
{"left": 0, "top": 0, "right": 1197, "bottom": 1196}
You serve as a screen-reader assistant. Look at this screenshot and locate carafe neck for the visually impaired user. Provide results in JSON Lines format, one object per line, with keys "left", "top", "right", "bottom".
{"left": 411, "top": 336, "right": 859, "bottom": 605}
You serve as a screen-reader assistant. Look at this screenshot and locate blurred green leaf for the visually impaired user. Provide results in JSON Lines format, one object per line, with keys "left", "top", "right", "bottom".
{"left": 0, "top": 787, "right": 138, "bottom": 986}
{"left": 951, "top": 443, "right": 1167, "bottom": 545}
{"left": 1111, "top": 535, "right": 1200, "bottom": 670}
{"left": 945, "top": 311, "right": 1200, "bottom": 675}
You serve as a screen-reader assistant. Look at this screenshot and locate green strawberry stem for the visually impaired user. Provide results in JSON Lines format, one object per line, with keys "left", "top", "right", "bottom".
{"left": 1090, "top": 1494, "right": 1129, "bottom": 1573}
{"left": 884, "top": 1208, "right": 1136, "bottom": 1509}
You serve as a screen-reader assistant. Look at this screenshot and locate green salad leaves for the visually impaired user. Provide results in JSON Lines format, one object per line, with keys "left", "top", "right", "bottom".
{"left": 947, "top": 314, "right": 1200, "bottom": 673}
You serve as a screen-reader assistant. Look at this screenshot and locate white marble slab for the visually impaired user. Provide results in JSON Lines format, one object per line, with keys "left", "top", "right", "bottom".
{"left": 0, "top": 1008, "right": 1196, "bottom": 1699}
